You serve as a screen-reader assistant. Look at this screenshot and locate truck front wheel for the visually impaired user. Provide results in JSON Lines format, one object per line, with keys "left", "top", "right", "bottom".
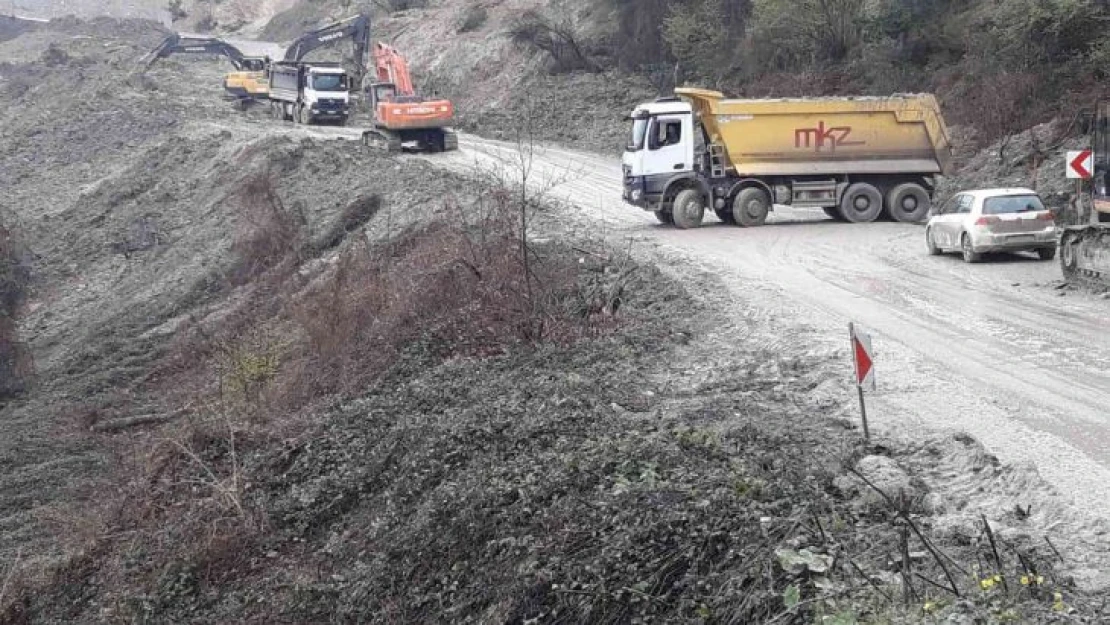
{"left": 732, "top": 188, "right": 770, "bottom": 227}
{"left": 299, "top": 106, "right": 313, "bottom": 125}
{"left": 671, "top": 189, "right": 705, "bottom": 229}
{"left": 839, "top": 183, "right": 883, "bottom": 223}
{"left": 886, "top": 183, "right": 931, "bottom": 223}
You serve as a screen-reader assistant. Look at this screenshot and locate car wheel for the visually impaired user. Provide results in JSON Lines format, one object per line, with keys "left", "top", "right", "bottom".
{"left": 961, "top": 234, "right": 982, "bottom": 263}
{"left": 925, "top": 227, "right": 941, "bottom": 256}
{"left": 1037, "top": 247, "right": 1057, "bottom": 261}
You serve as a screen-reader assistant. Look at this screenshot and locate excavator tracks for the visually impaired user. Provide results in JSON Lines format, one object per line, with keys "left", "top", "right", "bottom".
{"left": 360, "top": 128, "right": 458, "bottom": 154}
{"left": 1060, "top": 226, "right": 1110, "bottom": 291}
{"left": 361, "top": 128, "right": 403, "bottom": 153}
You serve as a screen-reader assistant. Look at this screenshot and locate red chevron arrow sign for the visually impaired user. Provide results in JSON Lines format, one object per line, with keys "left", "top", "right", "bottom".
{"left": 1067, "top": 150, "right": 1093, "bottom": 180}
{"left": 849, "top": 322, "right": 875, "bottom": 441}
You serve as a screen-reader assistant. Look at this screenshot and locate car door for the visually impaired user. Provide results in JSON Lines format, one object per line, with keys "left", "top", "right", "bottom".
{"left": 932, "top": 194, "right": 964, "bottom": 249}
{"left": 952, "top": 194, "right": 976, "bottom": 245}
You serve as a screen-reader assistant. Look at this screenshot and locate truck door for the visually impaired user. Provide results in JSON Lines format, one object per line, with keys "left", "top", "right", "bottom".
{"left": 642, "top": 115, "right": 694, "bottom": 179}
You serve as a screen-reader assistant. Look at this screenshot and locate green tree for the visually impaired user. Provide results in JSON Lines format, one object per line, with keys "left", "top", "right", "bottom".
{"left": 745, "top": 0, "right": 866, "bottom": 72}
{"left": 661, "top": 0, "right": 750, "bottom": 85}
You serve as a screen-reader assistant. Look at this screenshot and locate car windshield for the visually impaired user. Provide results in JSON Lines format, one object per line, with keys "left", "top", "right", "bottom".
{"left": 312, "top": 73, "right": 347, "bottom": 91}
{"left": 628, "top": 118, "right": 648, "bottom": 151}
{"left": 983, "top": 194, "right": 1045, "bottom": 215}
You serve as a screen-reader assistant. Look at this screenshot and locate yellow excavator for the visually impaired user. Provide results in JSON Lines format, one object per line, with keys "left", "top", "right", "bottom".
{"left": 1061, "top": 102, "right": 1110, "bottom": 289}
{"left": 141, "top": 34, "right": 270, "bottom": 107}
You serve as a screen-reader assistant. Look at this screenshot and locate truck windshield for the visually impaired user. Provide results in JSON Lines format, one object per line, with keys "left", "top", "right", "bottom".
{"left": 628, "top": 118, "right": 648, "bottom": 151}
{"left": 983, "top": 195, "right": 1045, "bottom": 214}
{"left": 312, "top": 74, "right": 347, "bottom": 91}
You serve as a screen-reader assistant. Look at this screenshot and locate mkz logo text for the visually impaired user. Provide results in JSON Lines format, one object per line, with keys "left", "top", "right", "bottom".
{"left": 794, "top": 122, "right": 865, "bottom": 151}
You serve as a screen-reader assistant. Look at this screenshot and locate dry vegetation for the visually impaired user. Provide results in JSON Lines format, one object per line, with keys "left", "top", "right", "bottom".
{"left": 503, "top": 0, "right": 1110, "bottom": 146}
{"left": 0, "top": 217, "right": 32, "bottom": 398}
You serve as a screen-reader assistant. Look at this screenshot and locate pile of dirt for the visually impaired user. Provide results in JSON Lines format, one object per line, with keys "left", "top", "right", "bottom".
{"left": 0, "top": 16, "right": 38, "bottom": 44}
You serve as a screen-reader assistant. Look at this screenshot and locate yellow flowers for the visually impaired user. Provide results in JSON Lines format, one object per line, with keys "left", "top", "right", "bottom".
{"left": 1052, "top": 591, "right": 1067, "bottom": 612}
{"left": 1019, "top": 574, "right": 1044, "bottom": 587}
{"left": 922, "top": 601, "right": 939, "bottom": 614}
{"left": 979, "top": 574, "right": 1003, "bottom": 590}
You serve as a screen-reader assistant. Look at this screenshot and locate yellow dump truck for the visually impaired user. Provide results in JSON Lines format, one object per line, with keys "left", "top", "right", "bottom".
{"left": 621, "top": 87, "right": 953, "bottom": 228}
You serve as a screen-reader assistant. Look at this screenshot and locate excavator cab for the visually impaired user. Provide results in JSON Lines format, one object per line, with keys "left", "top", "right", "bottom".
{"left": 240, "top": 56, "right": 270, "bottom": 73}
{"left": 369, "top": 82, "right": 397, "bottom": 105}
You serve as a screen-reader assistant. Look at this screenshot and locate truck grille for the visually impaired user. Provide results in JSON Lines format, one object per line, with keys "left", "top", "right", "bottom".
{"left": 317, "top": 98, "right": 345, "bottom": 108}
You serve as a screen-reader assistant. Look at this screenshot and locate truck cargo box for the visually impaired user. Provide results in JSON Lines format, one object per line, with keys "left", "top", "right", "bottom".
{"left": 676, "top": 88, "right": 953, "bottom": 178}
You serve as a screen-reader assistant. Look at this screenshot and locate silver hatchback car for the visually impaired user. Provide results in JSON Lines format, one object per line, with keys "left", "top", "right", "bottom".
{"left": 925, "top": 188, "right": 1058, "bottom": 263}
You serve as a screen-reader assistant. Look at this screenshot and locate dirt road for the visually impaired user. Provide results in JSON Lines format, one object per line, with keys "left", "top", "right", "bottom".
{"left": 412, "top": 136, "right": 1110, "bottom": 523}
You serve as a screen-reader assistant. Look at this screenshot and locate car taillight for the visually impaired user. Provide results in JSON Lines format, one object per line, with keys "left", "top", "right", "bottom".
{"left": 974, "top": 216, "right": 1000, "bottom": 225}
{"left": 1037, "top": 211, "right": 1055, "bottom": 221}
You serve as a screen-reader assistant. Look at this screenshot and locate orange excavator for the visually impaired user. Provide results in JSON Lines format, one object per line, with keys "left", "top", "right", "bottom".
{"left": 361, "top": 42, "right": 457, "bottom": 152}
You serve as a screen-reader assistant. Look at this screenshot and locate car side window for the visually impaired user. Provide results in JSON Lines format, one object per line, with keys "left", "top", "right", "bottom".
{"left": 957, "top": 195, "right": 974, "bottom": 214}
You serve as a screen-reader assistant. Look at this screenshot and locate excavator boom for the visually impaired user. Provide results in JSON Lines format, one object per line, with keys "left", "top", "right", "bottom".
{"left": 282, "top": 14, "right": 370, "bottom": 82}
{"left": 372, "top": 43, "right": 414, "bottom": 96}
{"left": 142, "top": 34, "right": 258, "bottom": 71}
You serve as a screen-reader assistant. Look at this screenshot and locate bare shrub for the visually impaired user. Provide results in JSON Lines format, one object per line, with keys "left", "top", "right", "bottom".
{"left": 387, "top": 0, "right": 428, "bottom": 10}
{"left": 1, "top": 218, "right": 32, "bottom": 397}
{"left": 312, "top": 193, "right": 381, "bottom": 253}
{"left": 282, "top": 175, "right": 623, "bottom": 408}
{"left": 455, "top": 5, "right": 488, "bottom": 33}
{"left": 510, "top": 8, "right": 599, "bottom": 74}
{"left": 228, "top": 174, "right": 305, "bottom": 286}
{"left": 943, "top": 70, "right": 1038, "bottom": 152}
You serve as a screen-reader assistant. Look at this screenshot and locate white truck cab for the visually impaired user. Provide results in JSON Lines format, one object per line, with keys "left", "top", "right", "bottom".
{"left": 269, "top": 61, "right": 351, "bottom": 126}
{"left": 622, "top": 98, "right": 698, "bottom": 210}
{"left": 301, "top": 66, "right": 350, "bottom": 122}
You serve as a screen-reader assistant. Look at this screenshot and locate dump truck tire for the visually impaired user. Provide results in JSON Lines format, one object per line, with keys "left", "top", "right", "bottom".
{"left": 839, "top": 183, "right": 883, "bottom": 223}
{"left": 732, "top": 187, "right": 770, "bottom": 227}
{"left": 671, "top": 189, "right": 705, "bottom": 229}
{"left": 886, "top": 183, "right": 931, "bottom": 223}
